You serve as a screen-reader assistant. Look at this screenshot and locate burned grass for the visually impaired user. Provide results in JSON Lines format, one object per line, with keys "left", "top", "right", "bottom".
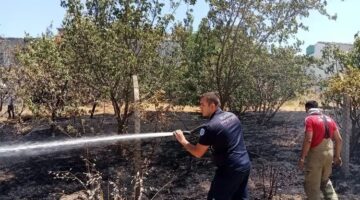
{"left": 0, "top": 111, "right": 359, "bottom": 199}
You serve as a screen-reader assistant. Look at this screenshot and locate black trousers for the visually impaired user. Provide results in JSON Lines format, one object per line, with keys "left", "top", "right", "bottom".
{"left": 8, "top": 105, "right": 15, "bottom": 118}
{"left": 207, "top": 167, "right": 250, "bottom": 200}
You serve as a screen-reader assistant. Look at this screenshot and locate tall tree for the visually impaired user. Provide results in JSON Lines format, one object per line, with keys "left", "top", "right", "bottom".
{"left": 61, "top": 0, "right": 172, "bottom": 133}
{"left": 176, "top": 0, "right": 336, "bottom": 106}
{"left": 322, "top": 36, "right": 360, "bottom": 175}
{"left": 231, "top": 46, "right": 312, "bottom": 123}
{"left": 17, "top": 33, "right": 74, "bottom": 120}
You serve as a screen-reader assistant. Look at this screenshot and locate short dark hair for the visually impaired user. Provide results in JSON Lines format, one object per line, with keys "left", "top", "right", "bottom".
{"left": 305, "top": 100, "right": 318, "bottom": 109}
{"left": 200, "top": 92, "right": 221, "bottom": 107}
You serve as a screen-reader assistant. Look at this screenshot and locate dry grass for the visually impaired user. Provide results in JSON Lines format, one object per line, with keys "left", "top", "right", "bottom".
{"left": 0, "top": 99, "right": 309, "bottom": 123}
{"left": 280, "top": 100, "right": 304, "bottom": 112}
{"left": 0, "top": 102, "right": 200, "bottom": 122}
{"left": 79, "top": 102, "right": 200, "bottom": 114}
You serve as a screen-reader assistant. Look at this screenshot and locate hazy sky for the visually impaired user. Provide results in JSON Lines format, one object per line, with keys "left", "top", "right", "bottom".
{"left": 1, "top": 0, "right": 359, "bottom": 54}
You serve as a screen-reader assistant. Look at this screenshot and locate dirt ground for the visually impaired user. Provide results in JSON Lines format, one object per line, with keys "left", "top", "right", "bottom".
{"left": 0, "top": 110, "right": 359, "bottom": 200}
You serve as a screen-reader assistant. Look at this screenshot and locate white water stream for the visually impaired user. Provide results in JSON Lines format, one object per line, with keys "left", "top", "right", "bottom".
{"left": 0, "top": 132, "right": 175, "bottom": 157}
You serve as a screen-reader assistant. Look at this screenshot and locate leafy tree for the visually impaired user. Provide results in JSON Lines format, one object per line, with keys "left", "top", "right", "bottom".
{"left": 322, "top": 36, "right": 360, "bottom": 156}
{"left": 166, "top": 0, "right": 332, "bottom": 122}
{"left": 0, "top": 39, "right": 26, "bottom": 117}
{"left": 186, "top": 0, "right": 335, "bottom": 108}
{"left": 60, "top": 0, "right": 173, "bottom": 133}
{"left": 0, "top": 66, "right": 28, "bottom": 119}
{"left": 230, "top": 46, "right": 312, "bottom": 123}
{"left": 16, "top": 33, "right": 74, "bottom": 120}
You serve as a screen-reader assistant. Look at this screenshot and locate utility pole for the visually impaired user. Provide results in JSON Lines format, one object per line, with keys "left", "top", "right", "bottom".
{"left": 132, "top": 75, "right": 143, "bottom": 200}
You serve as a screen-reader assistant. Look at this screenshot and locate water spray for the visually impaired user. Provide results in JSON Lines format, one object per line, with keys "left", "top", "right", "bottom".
{"left": 0, "top": 126, "right": 203, "bottom": 158}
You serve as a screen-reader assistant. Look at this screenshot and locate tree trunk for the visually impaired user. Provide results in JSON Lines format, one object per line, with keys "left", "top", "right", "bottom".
{"left": 90, "top": 102, "right": 97, "bottom": 119}
{"left": 0, "top": 96, "right": 3, "bottom": 112}
{"left": 51, "top": 110, "right": 56, "bottom": 122}
{"left": 110, "top": 93, "right": 125, "bottom": 134}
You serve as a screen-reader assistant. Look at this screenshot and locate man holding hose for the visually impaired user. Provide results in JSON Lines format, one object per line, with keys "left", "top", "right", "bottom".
{"left": 174, "top": 92, "right": 251, "bottom": 200}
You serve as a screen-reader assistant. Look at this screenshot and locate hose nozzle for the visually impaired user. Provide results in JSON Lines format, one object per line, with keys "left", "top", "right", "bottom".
{"left": 174, "top": 125, "right": 205, "bottom": 136}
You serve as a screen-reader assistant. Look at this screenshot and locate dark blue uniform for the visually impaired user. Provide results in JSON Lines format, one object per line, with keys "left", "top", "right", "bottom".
{"left": 199, "top": 108, "right": 251, "bottom": 200}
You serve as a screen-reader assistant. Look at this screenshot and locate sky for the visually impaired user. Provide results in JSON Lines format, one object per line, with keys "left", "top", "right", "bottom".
{"left": 0, "top": 0, "right": 360, "bottom": 54}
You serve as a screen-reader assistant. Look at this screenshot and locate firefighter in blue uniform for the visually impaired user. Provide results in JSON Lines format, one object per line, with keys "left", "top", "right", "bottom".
{"left": 174, "top": 92, "right": 251, "bottom": 200}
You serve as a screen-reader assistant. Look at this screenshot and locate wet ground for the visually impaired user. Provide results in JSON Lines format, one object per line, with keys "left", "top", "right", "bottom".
{"left": 0, "top": 111, "right": 359, "bottom": 199}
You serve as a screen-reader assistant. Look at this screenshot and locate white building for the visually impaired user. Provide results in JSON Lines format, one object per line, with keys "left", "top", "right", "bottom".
{"left": 306, "top": 42, "right": 353, "bottom": 79}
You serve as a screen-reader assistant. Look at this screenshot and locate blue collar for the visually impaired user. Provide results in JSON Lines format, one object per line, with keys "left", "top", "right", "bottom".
{"left": 210, "top": 107, "right": 222, "bottom": 119}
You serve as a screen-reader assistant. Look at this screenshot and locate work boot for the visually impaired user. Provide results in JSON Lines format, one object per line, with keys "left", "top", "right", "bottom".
{"left": 320, "top": 179, "right": 338, "bottom": 200}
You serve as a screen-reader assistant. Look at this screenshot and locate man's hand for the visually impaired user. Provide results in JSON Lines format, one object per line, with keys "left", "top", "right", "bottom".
{"left": 334, "top": 157, "right": 342, "bottom": 166}
{"left": 174, "top": 130, "right": 188, "bottom": 146}
{"left": 298, "top": 158, "right": 305, "bottom": 171}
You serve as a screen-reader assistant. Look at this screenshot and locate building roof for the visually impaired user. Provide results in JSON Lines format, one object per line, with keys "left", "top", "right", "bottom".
{"left": 306, "top": 41, "right": 353, "bottom": 57}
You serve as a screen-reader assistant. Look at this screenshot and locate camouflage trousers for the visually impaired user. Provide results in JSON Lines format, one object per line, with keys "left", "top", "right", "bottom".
{"left": 304, "top": 139, "right": 338, "bottom": 200}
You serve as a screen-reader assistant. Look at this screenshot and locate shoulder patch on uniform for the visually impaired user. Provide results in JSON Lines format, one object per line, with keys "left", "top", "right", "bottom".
{"left": 199, "top": 128, "right": 205, "bottom": 136}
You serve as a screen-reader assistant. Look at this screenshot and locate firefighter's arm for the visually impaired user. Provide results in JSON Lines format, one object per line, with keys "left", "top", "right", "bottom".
{"left": 174, "top": 130, "right": 209, "bottom": 158}
{"left": 333, "top": 129, "right": 343, "bottom": 166}
{"left": 299, "top": 131, "right": 312, "bottom": 170}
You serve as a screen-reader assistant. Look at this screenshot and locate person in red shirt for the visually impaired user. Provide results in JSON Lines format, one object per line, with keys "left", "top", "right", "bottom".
{"left": 298, "top": 100, "right": 342, "bottom": 200}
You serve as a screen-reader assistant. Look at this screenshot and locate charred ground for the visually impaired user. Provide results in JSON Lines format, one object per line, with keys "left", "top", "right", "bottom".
{"left": 0, "top": 111, "right": 359, "bottom": 200}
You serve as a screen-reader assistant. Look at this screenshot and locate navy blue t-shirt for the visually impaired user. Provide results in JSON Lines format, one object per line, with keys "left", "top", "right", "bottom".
{"left": 198, "top": 108, "right": 250, "bottom": 171}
